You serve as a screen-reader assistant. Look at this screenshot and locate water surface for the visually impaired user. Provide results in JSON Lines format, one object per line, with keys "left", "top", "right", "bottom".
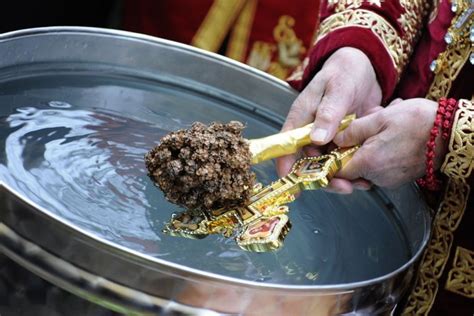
{"left": 0, "top": 75, "right": 410, "bottom": 285}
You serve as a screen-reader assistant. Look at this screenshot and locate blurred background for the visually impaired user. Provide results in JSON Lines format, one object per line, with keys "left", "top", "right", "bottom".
{"left": 0, "top": 1, "right": 121, "bottom": 33}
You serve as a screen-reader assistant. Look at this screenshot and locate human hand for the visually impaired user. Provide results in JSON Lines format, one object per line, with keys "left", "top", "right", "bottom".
{"left": 276, "top": 47, "right": 382, "bottom": 176}
{"left": 330, "top": 98, "right": 447, "bottom": 193}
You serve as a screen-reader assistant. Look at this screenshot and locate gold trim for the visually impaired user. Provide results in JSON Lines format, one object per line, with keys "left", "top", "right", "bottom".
{"left": 315, "top": 3, "right": 429, "bottom": 78}
{"left": 402, "top": 180, "right": 470, "bottom": 315}
{"left": 445, "top": 246, "right": 474, "bottom": 298}
{"left": 191, "top": 0, "right": 246, "bottom": 52}
{"left": 246, "top": 14, "right": 307, "bottom": 79}
{"left": 328, "top": 0, "right": 382, "bottom": 12}
{"left": 426, "top": 46, "right": 472, "bottom": 100}
{"left": 441, "top": 99, "right": 474, "bottom": 180}
{"left": 226, "top": 0, "right": 258, "bottom": 62}
{"left": 427, "top": 1, "right": 474, "bottom": 100}
{"left": 402, "top": 1, "right": 474, "bottom": 311}
{"left": 402, "top": 99, "right": 474, "bottom": 315}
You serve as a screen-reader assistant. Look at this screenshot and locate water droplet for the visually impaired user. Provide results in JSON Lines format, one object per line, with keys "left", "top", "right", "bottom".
{"left": 48, "top": 101, "right": 71, "bottom": 108}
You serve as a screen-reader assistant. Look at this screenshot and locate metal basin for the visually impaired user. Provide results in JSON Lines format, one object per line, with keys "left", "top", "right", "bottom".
{"left": 0, "top": 27, "right": 431, "bottom": 315}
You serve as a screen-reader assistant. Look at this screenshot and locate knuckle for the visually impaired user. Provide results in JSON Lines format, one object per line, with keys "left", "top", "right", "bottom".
{"left": 316, "top": 103, "right": 339, "bottom": 123}
{"left": 342, "top": 125, "right": 355, "bottom": 143}
{"left": 313, "top": 70, "right": 329, "bottom": 84}
{"left": 376, "top": 110, "right": 391, "bottom": 128}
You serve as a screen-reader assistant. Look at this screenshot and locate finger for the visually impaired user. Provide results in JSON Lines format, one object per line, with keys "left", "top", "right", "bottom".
{"left": 365, "top": 105, "right": 384, "bottom": 116}
{"left": 275, "top": 154, "right": 297, "bottom": 177}
{"left": 337, "top": 147, "right": 371, "bottom": 181}
{"left": 324, "top": 178, "right": 354, "bottom": 194}
{"left": 333, "top": 113, "right": 381, "bottom": 147}
{"left": 387, "top": 98, "right": 403, "bottom": 106}
{"left": 310, "top": 78, "right": 354, "bottom": 145}
{"left": 281, "top": 73, "right": 327, "bottom": 132}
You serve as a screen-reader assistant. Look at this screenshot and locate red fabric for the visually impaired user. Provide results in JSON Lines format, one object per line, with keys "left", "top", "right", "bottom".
{"left": 289, "top": 1, "right": 409, "bottom": 102}
{"left": 123, "top": 0, "right": 320, "bottom": 77}
{"left": 396, "top": 0, "right": 454, "bottom": 98}
{"left": 123, "top": 0, "right": 214, "bottom": 44}
{"left": 243, "top": 0, "right": 320, "bottom": 61}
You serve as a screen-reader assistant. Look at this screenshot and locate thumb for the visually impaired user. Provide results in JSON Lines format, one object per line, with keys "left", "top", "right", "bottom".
{"left": 333, "top": 113, "right": 381, "bottom": 147}
{"left": 310, "top": 89, "right": 352, "bottom": 145}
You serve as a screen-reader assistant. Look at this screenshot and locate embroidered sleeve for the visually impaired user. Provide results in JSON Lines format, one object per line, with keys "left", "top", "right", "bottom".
{"left": 288, "top": 0, "right": 431, "bottom": 102}
{"left": 441, "top": 99, "right": 474, "bottom": 181}
{"left": 402, "top": 98, "right": 473, "bottom": 315}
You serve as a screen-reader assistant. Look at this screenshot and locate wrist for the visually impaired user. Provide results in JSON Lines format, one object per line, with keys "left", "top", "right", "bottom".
{"left": 418, "top": 98, "right": 458, "bottom": 190}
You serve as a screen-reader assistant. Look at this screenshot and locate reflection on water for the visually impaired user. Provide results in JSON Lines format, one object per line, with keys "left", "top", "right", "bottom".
{"left": 0, "top": 103, "right": 410, "bottom": 285}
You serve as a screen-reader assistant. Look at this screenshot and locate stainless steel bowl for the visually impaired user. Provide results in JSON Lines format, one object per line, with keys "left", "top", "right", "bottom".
{"left": 0, "top": 27, "right": 431, "bottom": 315}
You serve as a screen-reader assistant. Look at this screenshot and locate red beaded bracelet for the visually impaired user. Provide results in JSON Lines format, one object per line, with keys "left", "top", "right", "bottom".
{"left": 416, "top": 97, "right": 457, "bottom": 190}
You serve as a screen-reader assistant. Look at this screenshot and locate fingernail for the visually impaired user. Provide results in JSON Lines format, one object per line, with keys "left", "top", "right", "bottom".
{"left": 311, "top": 128, "right": 328, "bottom": 143}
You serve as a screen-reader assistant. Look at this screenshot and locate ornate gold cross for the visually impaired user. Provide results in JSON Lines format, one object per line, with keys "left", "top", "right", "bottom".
{"left": 163, "top": 146, "right": 358, "bottom": 252}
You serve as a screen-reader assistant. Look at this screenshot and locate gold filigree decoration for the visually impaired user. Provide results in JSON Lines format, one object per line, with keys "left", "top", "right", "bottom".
{"left": 327, "top": 0, "right": 382, "bottom": 12}
{"left": 247, "top": 15, "right": 306, "bottom": 79}
{"left": 315, "top": 3, "right": 428, "bottom": 78}
{"left": 445, "top": 246, "right": 474, "bottom": 298}
{"left": 427, "top": 1, "right": 474, "bottom": 100}
{"left": 247, "top": 41, "right": 275, "bottom": 72}
{"left": 441, "top": 99, "right": 474, "bottom": 180}
{"left": 402, "top": 99, "right": 474, "bottom": 316}
{"left": 427, "top": 44, "right": 472, "bottom": 101}
{"left": 402, "top": 179, "right": 470, "bottom": 315}
{"left": 402, "top": 2, "right": 473, "bottom": 313}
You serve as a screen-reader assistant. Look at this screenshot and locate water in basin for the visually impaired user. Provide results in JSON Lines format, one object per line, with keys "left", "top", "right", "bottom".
{"left": 0, "top": 74, "right": 410, "bottom": 285}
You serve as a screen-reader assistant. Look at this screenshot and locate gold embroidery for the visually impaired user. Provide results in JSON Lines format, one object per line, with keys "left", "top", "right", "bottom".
{"left": 327, "top": 0, "right": 382, "bottom": 12}
{"left": 427, "top": 1, "right": 474, "bottom": 100}
{"left": 247, "top": 15, "right": 306, "bottom": 79}
{"left": 191, "top": 0, "right": 246, "bottom": 52}
{"left": 273, "top": 16, "right": 306, "bottom": 68}
{"left": 247, "top": 41, "right": 276, "bottom": 71}
{"left": 401, "top": 275, "right": 438, "bottom": 315}
{"left": 427, "top": 0, "right": 440, "bottom": 24}
{"left": 401, "top": 3, "right": 472, "bottom": 313}
{"left": 428, "top": 46, "right": 472, "bottom": 100}
{"left": 328, "top": 0, "right": 362, "bottom": 11}
{"left": 315, "top": 4, "right": 428, "bottom": 78}
{"left": 445, "top": 246, "right": 474, "bottom": 298}
{"left": 402, "top": 99, "right": 474, "bottom": 316}
{"left": 402, "top": 180, "right": 470, "bottom": 315}
{"left": 402, "top": 4, "right": 473, "bottom": 309}
{"left": 226, "top": 0, "right": 258, "bottom": 62}
{"left": 441, "top": 99, "right": 474, "bottom": 181}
